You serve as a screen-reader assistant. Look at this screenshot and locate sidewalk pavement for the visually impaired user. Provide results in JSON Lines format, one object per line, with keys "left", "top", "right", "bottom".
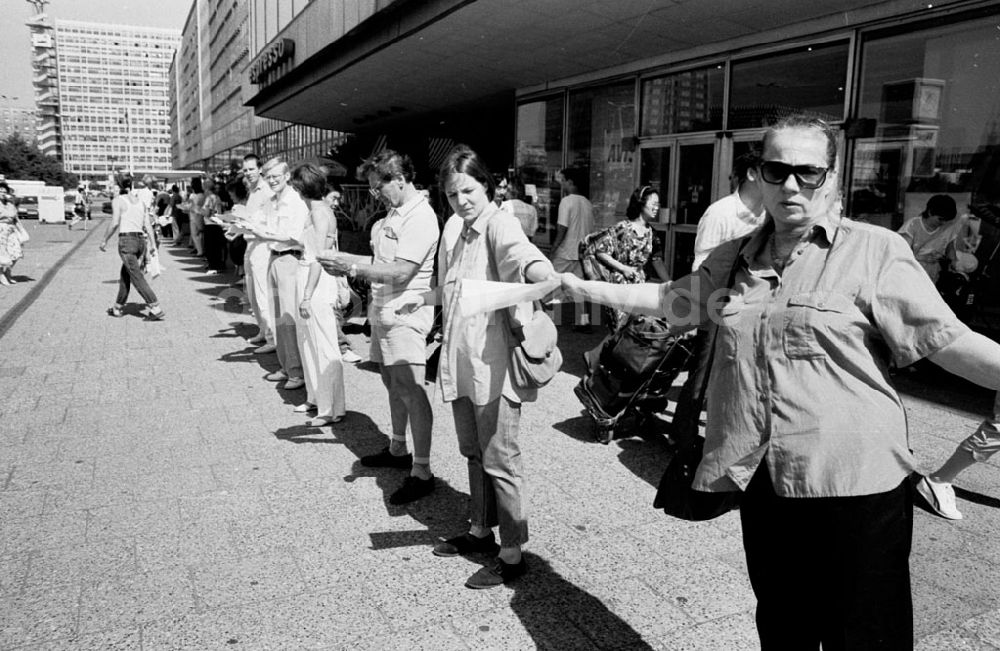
{"left": 1, "top": 220, "right": 999, "bottom": 650}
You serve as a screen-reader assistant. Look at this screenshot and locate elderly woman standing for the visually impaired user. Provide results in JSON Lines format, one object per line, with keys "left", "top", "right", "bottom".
{"left": 395, "top": 145, "right": 556, "bottom": 589}
{"left": 561, "top": 114, "right": 1000, "bottom": 649}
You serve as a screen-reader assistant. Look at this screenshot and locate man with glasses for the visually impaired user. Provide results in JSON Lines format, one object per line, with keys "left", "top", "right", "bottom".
{"left": 318, "top": 150, "right": 439, "bottom": 505}
{"left": 240, "top": 153, "right": 277, "bottom": 353}
{"left": 243, "top": 157, "right": 306, "bottom": 390}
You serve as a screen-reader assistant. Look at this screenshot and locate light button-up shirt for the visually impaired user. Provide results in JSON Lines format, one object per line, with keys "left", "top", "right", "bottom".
{"left": 663, "top": 215, "right": 969, "bottom": 498}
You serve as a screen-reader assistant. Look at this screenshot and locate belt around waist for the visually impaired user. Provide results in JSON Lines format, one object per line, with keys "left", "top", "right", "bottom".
{"left": 119, "top": 232, "right": 144, "bottom": 237}
{"left": 271, "top": 249, "right": 302, "bottom": 259}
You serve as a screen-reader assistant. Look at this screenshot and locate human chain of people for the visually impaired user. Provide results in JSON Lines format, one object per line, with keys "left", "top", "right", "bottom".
{"left": 28, "top": 113, "right": 992, "bottom": 648}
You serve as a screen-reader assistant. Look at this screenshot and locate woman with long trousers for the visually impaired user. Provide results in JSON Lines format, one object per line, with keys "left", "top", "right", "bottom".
{"left": 99, "top": 174, "right": 165, "bottom": 320}
{"left": 290, "top": 164, "right": 347, "bottom": 426}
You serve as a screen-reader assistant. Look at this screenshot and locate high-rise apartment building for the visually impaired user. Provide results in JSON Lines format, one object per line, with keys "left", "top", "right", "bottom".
{"left": 25, "top": 10, "right": 59, "bottom": 158}
{"left": 52, "top": 20, "right": 180, "bottom": 181}
{"left": 0, "top": 105, "right": 38, "bottom": 142}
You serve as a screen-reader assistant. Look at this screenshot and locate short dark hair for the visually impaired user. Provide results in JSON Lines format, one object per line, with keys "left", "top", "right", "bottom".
{"left": 439, "top": 144, "right": 496, "bottom": 202}
{"left": 761, "top": 113, "right": 838, "bottom": 169}
{"left": 243, "top": 153, "right": 260, "bottom": 166}
{"left": 358, "top": 149, "right": 415, "bottom": 185}
{"left": 226, "top": 176, "right": 249, "bottom": 204}
{"left": 190, "top": 176, "right": 204, "bottom": 194}
{"left": 625, "top": 185, "right": 658, "bottom": 220}
{"left": 732, "top": 151, "right": 760, "bottom": 185}
{"left": 116, "top": 173, "right": 133, "bottom": 193}
{"left": 170, "top": 184, "right": 179, "bottom": 193}
{"left": 290, "top": 163, "right": 328, "bottom": 201}
{"left": 925, "top": 194, "right": 957, "bottom": 222}
{"left": 559, "top": 166, "right": 588, "bottom": 193}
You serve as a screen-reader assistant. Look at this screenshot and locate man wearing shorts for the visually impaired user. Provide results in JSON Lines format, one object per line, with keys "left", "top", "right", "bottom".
{"left": 318, "top": 150, "right": 439, "bottom": 505}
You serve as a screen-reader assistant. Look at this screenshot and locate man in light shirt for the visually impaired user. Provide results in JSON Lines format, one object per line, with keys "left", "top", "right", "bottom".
{"left": 500, "top": 176, "right": 538, "bottom": 240}
{"left": 691, "top": 153, "right": 765, "bottom": 271}
{"left": 550, "top": 167, "right": 594, "bottom": 332}
{"left": 672, "top": 152, "right": 765, "bottom": 442}
{"left": 318, "top": 150, "right": 439, "bottom": 505}
{"left": 240, "top": 154, "right": 277, "bottom": 353}
{"left": 244, "top": 157, "right": 307, "bottom": 390}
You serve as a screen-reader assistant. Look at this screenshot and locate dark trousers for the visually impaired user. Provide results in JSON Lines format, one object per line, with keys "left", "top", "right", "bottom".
{"left": 115, "top": 234, "right": 158, "bottom": 306}
{"left": 228, "top": 235, "right": 247, "bottom": 267}
{"left": 203, "top": 224, "right": 228, "bottom": 271}
{"left": 741, "top": 467, "right": 913, "bottom": 651}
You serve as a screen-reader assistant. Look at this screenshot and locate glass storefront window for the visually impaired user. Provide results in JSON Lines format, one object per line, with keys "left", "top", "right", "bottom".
{"left": 515, "top": 97, "right": 564, "bottom": 245}
{"left": 851, "top": 16, "right": 1000, "bottom": 229}
{"left": 641, "top": 65, "right": 724, "bottom": 136}
{"left": 728, "top": 41, "right": 848, "bottom": 129}
{"left": 567, "top": 81, "right": 636, "bottom": 229}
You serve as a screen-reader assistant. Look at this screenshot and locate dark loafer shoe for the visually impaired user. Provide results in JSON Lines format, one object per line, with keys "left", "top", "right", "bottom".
{"left": 465, "top": 557, "right": 527, "bottom": 589}
{"left": 433, "top": 532, "right": 500, "bottom": 558}
{"left": 388, "top": 475, "right": 435, "bottom": 505}
{"left": 360, "top": 447, "right": 413, "bottom": 469}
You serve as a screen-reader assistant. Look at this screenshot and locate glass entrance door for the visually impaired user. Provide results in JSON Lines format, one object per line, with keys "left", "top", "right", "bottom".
{"left": 639, "top": 136, "right": 719, "bottom": 278}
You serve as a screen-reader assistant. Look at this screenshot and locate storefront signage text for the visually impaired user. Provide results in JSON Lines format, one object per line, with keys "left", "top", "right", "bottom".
{"left": 249, "top": 38, "right": 295, "bottom": 85}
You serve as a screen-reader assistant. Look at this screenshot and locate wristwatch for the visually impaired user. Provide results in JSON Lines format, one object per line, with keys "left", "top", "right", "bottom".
{"left": 347, "top": 263, "right": 358, "bottom": 279}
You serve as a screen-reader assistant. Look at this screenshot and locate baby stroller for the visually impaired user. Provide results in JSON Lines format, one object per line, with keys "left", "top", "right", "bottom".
{"left": 574, "top": 314, "right": 695, "bottom": 444}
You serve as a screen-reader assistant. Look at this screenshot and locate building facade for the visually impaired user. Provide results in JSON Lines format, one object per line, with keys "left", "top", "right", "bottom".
{"left": 244, "top": 0, "right": 1000, "bottom": 331}
{"left": 42, "top": 20, "right": 180, "bottom": 182}
{"left": 25, "top": 10, "right": 59, "bottom": 159}
{"left": 0, "top": 105, "right": 38, "bottom": 143}
{"left": 171, "top": 0, "right": 345, "bottom": 174}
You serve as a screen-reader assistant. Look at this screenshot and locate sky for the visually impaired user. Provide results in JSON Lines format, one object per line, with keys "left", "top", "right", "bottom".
{"left": 0, "top": 0, "right": 194, "bottom": 109}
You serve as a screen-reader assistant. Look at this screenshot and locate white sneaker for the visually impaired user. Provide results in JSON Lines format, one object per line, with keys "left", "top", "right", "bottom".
{"left": 916, "top": 476, "right": 963, "bottom": 520}
{"left": 255, "top": 343, "right": 277, "bottom": 354}
{"left": 293, "top": 402, "right": 316, "bottom": 413}
{"left": 341, "top": 349, "right": 362, "bottom": 364}
{"left": 283, "top": 377, "right": 305, "bottom": 390}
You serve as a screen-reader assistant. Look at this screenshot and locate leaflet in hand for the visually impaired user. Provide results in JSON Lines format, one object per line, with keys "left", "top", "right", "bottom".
{"left": 457, "top": 277, "right": 560, "bottom": 317}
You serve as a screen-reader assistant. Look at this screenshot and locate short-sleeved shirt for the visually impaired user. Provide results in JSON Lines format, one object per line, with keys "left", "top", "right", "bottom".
{"left": 263, "top": 186, "right": 308, "bottom": 253}
{"left": 552, "top": 194, "right": 594, "bottom": 260}
{"left": 369, "top": 193, "right": 439, "bottom": 308}
{"left": 692, "top": 190, "right": 764, "bottom": 271}
{"left": 243, "top": 180, "right": 274, "bottom": 241}
{"left": 501, "top": 199, "right": 538, "bottom": 239}
{"left": 897, "top": 216, "right": 964, "bottom": 282}
{"left": 438, "top": 205, "right": 552, "bottom": 405}
{"left": 662, "top": 215, "right": 969, "bottom": 498}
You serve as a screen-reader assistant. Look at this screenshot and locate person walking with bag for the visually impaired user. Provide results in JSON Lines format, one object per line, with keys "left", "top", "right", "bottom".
{"left": 560, "top": 113, "right": 1000, "bottom": 649}
{"left": 99, "top": 174, "right": 165, "bottom": 320}
{"left": 394, "top": 145, "right": 557, "bottom": 589}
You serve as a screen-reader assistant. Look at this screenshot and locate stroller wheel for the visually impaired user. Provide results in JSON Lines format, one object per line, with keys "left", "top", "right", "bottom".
{"left": 594, "top": 422, "right": 614, "bottom": 445}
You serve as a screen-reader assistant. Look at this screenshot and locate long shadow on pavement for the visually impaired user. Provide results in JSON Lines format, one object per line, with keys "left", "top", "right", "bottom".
{"left": 274, "top": 411, "right": 472, "bottom": 547}
{"left": 507, "top": 552, "right": 654, "bottom": 650}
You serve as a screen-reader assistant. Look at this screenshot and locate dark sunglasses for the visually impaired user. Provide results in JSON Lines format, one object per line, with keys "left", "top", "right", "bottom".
{"left": 759, "top": 161, "right": 828, "bottom": 190}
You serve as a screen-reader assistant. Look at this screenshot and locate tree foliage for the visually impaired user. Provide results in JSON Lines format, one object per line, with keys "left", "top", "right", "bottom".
{"left": 0, "top": 133, "right": 77, "bottom": 188}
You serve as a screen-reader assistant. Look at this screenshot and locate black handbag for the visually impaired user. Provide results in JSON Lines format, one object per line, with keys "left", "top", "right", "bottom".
{"left": 652, "top": 242, "right": 746, "bottom": 521}
{"left": 653, "top": 435, "right": 741, "bottom": 520}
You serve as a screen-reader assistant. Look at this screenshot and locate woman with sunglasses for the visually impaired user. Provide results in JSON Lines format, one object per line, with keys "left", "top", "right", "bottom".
{"left": 561, "top": 113, "right": 1000, "bottom": 649}
{"left": 582, "top": 185, "right": 668, "bottom": 332}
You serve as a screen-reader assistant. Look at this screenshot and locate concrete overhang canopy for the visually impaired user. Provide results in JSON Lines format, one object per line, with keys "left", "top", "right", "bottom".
{"left": 246, "top": 0, "right": 908, "bottom": 133}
